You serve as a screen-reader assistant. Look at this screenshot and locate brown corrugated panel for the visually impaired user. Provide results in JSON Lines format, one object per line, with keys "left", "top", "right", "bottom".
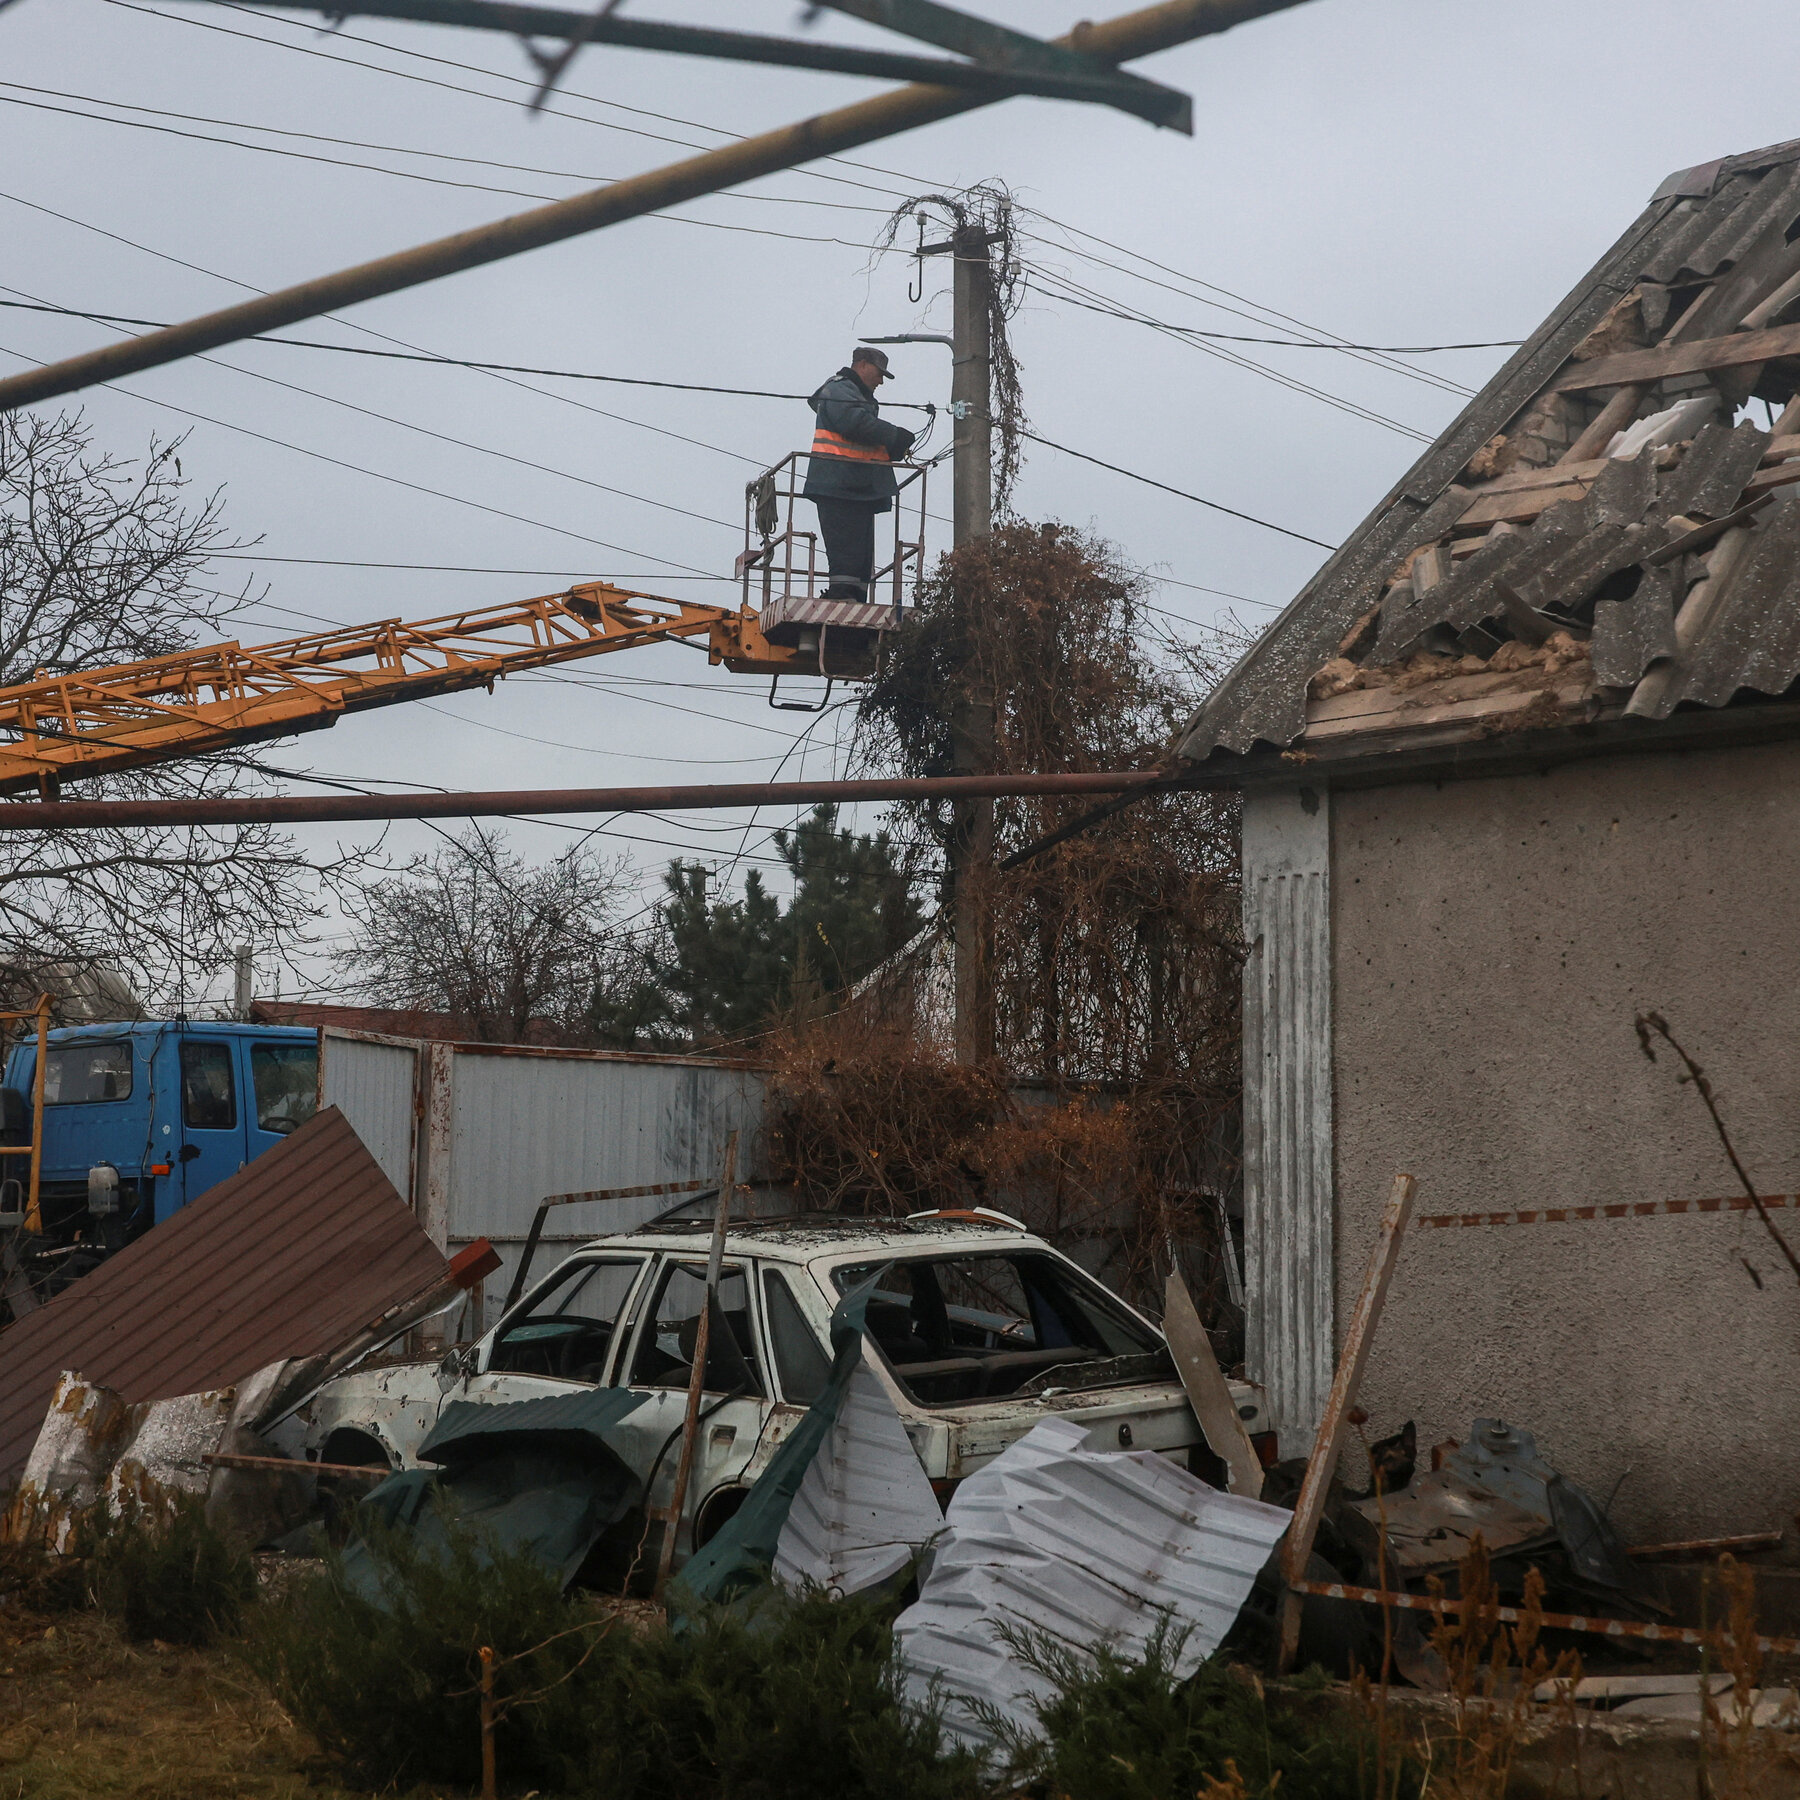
{"left": 0, "top": 1105, "right": 446, "bottom": 1484}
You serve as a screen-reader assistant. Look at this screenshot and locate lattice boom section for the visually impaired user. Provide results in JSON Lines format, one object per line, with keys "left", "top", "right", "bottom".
{"left": 0, "top": 584, "right": 740, "bottom": 793}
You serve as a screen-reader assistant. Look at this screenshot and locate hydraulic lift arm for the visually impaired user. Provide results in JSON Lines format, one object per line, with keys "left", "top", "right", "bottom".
{"left": 0, "top": 583, "right": 814, "bottom": 797}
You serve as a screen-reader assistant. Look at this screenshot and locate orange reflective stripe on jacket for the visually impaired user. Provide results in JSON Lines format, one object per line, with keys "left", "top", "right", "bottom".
{"left": 811, "top": 426, "right": 890, "bottom": 465}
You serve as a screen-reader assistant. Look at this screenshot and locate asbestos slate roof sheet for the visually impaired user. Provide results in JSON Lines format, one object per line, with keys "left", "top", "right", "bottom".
{"left": 1178, "top": 137, "right": 1800, "bottom": 761}
{"left": 0, "top": 1105, "right": 446, "bottom": 1485}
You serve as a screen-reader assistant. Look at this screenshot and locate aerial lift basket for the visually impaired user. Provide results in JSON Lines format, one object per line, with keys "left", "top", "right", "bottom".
{"left": 737, "top": 452, "right": 927, "bottom": 709}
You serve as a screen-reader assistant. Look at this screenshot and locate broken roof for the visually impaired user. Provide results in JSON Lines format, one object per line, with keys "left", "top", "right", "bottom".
{"left": 1178, "top": 136, "right": 1800, "bottom": 769}
{"left": 0, "top": 1105, "right": 447, "bottom": 1485}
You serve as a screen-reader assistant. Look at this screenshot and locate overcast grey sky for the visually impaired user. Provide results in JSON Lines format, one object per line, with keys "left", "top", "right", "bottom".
{"left": 1, "top": 0, "right": 1790, "bottom": 1004}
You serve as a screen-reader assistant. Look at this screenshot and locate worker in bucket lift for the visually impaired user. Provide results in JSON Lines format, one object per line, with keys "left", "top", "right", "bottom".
{"left": 804, "top": 346, "right": 915, "bottom": 601}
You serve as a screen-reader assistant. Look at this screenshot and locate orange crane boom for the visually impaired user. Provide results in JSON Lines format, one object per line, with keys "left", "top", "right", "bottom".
{"left": 0, "top": 583, "right": 821, "bottom": 798}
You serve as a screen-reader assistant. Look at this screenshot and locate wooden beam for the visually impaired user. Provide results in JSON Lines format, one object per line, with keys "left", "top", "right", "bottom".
{"left": 1454, "top": 479, "right": 1593, "bottom": 529}
{"left": 1163, "top": 1269, "right": 1263, "bottom": 1499}
{"left": 1549, "top": 320, "right": 1800, "bottom": 393}
{"left": 1276, "top": 1173, "right": 1415, "bottom": 1673}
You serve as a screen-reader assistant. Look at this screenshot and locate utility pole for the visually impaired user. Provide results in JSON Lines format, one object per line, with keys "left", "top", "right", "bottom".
{"left": 233, "top": 943, "right": 253, "bottom": 1022}
{"left": 875, "top": 216, "right": 1000, "bottom": 1062}
{"left": 946, "top": 223, "right": 998, "bottom": 1064}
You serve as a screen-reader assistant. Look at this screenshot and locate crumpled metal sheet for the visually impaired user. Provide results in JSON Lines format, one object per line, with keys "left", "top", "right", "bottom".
{"left": 772, "top": 1359, "right": 943, "bottom": 1598}
{"left": 419, "top": 1387, "right": 648, "bottom": 1463}
{"left": 1345, "top": 1418, "right": 1631, "bottom": 1592}
{"left": 891, "top": 1415, "right": 1292, "bottom": 1749}
{"left": 0, "top": 1106, "right": 447, "bottom": 1488}
{"left": 343, "top": 1388, "right": 651, "bottom": 1600}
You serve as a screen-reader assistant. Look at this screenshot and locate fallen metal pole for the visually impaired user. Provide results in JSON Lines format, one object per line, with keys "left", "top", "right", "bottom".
{"left": 1289, "top": 1578, "right": 1800, "bottom": 1659}
{"left": 0, "top": 0, "right": 1306, "bottom": 416}
{"left": 0, "top": 770, "right": 1180, "bottom": 832}
{"left": 202, "top": 1452, "right": 390, "bottom": 1481}
{"left": 504, "top": 1178, "right": 713, "bottom": 1313}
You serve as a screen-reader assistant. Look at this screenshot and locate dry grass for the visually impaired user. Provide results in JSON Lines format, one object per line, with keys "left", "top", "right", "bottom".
{"left": 0, "top": 1603, "right": 383, "bottom": 1800}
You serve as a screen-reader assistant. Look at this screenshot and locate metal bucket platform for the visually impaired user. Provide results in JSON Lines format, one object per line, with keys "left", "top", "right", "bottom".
{"left": 760, "top": 589, "right": 899, "bottom": 645}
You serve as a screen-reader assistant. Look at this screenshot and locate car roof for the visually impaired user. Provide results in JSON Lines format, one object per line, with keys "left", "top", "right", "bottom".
{"left": 577, "top": 1215, "right": 1048, "bottom": 1266}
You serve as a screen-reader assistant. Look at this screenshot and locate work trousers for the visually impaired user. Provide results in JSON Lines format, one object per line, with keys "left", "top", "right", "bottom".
{"left": 812, "top": 496, "right": 878, "bottom": 600}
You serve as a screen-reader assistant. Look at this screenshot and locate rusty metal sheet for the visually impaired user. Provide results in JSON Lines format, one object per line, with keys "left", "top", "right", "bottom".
{"left": 1344, "top": 1470, "right": 1553, "bottom": 1575}
{"left": 0, "top": 1105, "right": 447, "bottom": 1485}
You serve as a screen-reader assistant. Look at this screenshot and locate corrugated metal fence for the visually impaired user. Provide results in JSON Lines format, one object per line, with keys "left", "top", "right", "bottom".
{"left": 1241, "top": 784, "right": 1334, "bottom": 1453}
{"left": 320, "top": 1030, "right": 766, "bottom": 1336}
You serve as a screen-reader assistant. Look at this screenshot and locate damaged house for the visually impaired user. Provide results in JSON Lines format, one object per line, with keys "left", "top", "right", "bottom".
{"left": 1178, "top": 136, "right": 1800, "bottom": 1543}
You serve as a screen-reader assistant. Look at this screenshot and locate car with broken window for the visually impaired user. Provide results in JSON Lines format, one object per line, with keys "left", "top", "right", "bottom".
{"left": 297, "top": 1195, "right": 1270, "bottom": 1568}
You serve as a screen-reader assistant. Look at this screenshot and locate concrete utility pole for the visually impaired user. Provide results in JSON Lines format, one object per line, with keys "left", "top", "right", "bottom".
{"left": 233, "top": 944, "right": 253, "bottom": 1021}
{"left": 947, "top": 224, "right": 998, "bottom": 1064}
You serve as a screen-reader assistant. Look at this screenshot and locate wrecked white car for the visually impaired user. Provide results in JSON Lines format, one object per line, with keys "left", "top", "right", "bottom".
{"left": 300, "top": 1202, "right": 1270, "bottom": 1569}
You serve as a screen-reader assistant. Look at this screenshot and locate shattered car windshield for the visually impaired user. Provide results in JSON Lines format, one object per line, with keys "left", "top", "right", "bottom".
{"left": 831, "top": 1251, "right": 1168, "bottom": 1407}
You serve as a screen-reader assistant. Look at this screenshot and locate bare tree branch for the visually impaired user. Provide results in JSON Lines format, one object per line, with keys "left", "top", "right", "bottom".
{"left": 336, "top": 826, "right": 638, "bottom": 1043}
{"left": 0, "top": 410, "right": 364, "bottom": 1011}
{"left": 1635, "top": 1009, "right": 1800, "bottom": 1288}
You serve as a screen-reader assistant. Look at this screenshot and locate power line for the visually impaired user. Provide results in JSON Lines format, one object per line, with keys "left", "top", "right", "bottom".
{"left": 1022, "top": 281, "right": 1520, "bottom": 350}
{"left": 207, "top": 550, "right": 728, "bottom": 579}
{"left": 1024, "top": 266, "right": 1437, "bottom": 443}
{"left": 111, "top": 0, "right": 1461, "bottom": 406}
{"left": 0, "top": 75, "right": 891, "bottom": 216}
{"left": 0, "top": 191, "right": 823, "bottom": 474}
{"left": 3, "top": 281, "right": 746, "bottom": 535}
{"left": 109, "top": 0, "right": 922, "bottom": 207}
{"left": 0, "top": 336, "right": 727, "bottom": 578}
{"left": 1016, "top": 211, "right": 1488, "bottom": 400}
{"left": 1022, "top": 432, "right": 1334, "bottom": 551}
{"left": 0, "top": 82, "right": 886, "bottom": 254}
{"left": 79, "top": 4, "right": 1462, "bottom": 449}
{"left": 0, "top": 297, "right": 935, "bottom": 410}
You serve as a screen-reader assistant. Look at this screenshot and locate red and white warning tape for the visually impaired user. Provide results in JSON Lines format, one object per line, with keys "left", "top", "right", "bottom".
{"left": 1290, "top": 1579, "right": 1800, "bottom": 1657}
{"left": 1413, "top": 1195, "right": 1800, "bottom": 1231}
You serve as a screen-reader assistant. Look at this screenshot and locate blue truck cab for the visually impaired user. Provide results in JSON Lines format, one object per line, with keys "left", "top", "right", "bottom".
{"left": 2, "top": 1022, "right": 318, "bottom": 1262}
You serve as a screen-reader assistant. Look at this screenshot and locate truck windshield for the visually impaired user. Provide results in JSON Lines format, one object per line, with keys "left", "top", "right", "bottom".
{"left": 251, "top": 1043, "right": 317, "bottom": 1135}
{"left": 44, "top": 1041, "right": 133, "bottom": 1105}
{"left": 831, "top": 1250, "right": 1168, "bottom": 1407}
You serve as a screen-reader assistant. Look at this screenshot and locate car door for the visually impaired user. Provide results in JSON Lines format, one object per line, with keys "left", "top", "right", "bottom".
{"left": 459, "top": 1253, "right": 653, "bottom": 1409}
{"left": 606, "top": 1255, "right": 770, "bottom": 1556}
{"left": 174, "top": 1036, "right": 251, "bottom": 1208}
